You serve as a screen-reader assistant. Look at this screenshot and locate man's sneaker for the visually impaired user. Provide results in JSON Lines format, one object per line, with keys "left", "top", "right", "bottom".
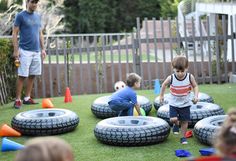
{"left": 180, "top": 137, "right": 188, "bottom": 144}
{"left": 23, "top": 98, "right": 38, "bottom": 105}
{"left": 172, "top": 124, "right": 179, "bottom": 134}
{"left": 14, "top": 100, "right": 22, "bottom": 109}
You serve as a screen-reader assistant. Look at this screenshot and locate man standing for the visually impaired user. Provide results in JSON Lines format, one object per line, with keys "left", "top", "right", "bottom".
{"left": 12, "top": 0, "right": 46, "bottom": 109}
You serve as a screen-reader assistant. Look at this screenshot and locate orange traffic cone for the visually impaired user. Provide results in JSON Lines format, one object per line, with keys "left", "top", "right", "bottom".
{"left": 42, "top": 98, "right": 54, "bottom": 108}
{"left": 0, "top": 124, "right": 21, "bottom": 137}
{"left": 64, "top": 87, "right": 72, "bottom": 103}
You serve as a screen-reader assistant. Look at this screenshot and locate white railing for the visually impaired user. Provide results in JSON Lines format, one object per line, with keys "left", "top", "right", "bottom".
{"left": 197, "top": 0, "right": 236, "bottom": 3}
{"left": 178, "top": 0, "right": 208, "bottom": 55}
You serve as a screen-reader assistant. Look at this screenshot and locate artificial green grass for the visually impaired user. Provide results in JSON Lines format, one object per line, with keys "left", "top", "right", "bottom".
{"left": 0, "top": 83, "right": 235, "bottom": 161}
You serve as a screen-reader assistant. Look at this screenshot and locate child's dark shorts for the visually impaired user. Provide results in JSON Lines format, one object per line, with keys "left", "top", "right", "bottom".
{"left": 169, "top": 105, "right": 190, "bottom": 121}
{"left": 108, "top": 100, "right": 134, "bottom": 116}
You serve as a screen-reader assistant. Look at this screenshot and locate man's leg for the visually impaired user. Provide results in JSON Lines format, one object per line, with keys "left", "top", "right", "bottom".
{"left": 17, "top": 48, "right": 32, "bottom": 102}
{"left": 16, "top": 76, "right": 25, "bottom": 100}
{"left": 25, "top": 75, "right": 35, "bottom": 98}
{"left": 24, "top": 49, "right": 41, "bottom": 101}
{"left": 14, "top": 76, "right": 25, "bottom": 108}
{"left": 23, "top": 75, "right": 38, "bottom": 104}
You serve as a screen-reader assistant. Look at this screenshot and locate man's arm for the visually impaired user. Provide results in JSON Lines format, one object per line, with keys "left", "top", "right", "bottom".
{"left": 39, "top": 30, "right": 46, "bottom": 60}
{"left": 12, "top": 26, "right": 19, "bottom": 59}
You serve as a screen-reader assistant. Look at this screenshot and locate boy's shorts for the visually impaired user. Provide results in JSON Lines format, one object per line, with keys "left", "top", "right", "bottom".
{"left": 169, "top": 105, "right": 190, "bottom": 121}
{"left": 18, "top": 48, "right": 41, "bottom": 77}
{"left": 108, "top": 100, "right": 134, "bottom": 116}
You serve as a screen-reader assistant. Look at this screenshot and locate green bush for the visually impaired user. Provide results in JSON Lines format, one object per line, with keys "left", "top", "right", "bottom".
{"left": 0, "top": 38, "right": 16, "bottom": 103}
{"left": 0, "top": 38, "right": 13, "bottom": 71}
{"left": 0, "top": 0, "right": 7, "bottom": 12}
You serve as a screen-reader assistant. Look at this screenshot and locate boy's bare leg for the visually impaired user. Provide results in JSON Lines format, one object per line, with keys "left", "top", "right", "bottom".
{"left": 180, "top": 121, "right": 188, "bottom": 137}
{"left": 170, "top": 117, "right": 180, "bottom": 134}
{"left": 170, "top": 117, "right": 179, "bottom": 126}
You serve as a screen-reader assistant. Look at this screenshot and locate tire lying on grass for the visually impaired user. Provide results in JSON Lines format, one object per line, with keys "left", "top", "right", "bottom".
{"left": 194, "top": 115, "right": 226, "bottom": 145}
{"left": 11, "top": 109, "right": 79, "bottom": 136}
{"left": 157, "top": 102, "right": 224, "bottom": 127}
{"left": 91, "top": 95, "right": 152, "bottom": 119}
{"left": 153, "top": 92, "right": 214, "bottom": 110}
{"left": 94, "top": 116, "right": 170, "bottom": 146}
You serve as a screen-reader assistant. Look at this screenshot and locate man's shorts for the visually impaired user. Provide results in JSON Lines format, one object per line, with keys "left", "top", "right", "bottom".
{"left": 169, "top": 105, "right": 190, "bottom": 121}
{"left": 18, "top": 48, "right": 41, "bottom": 77}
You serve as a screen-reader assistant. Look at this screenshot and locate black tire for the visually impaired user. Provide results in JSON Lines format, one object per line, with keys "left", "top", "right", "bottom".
{"left": 11, "top": 109, "right": 79, "bottom": 136}
{"left": 194, "top": 115, "right": 226, "bottom": 145}
{"left": 157, "top": 102, "right": 224, "bottom": 127}
{"left": 153, "top": 92, "right": 214, "bottom": 110}
{"left": 91, "top": 95, "right": 152, "bottom": 119}
{"left": 94, "top": 116, "right": 170, "bottom": 146}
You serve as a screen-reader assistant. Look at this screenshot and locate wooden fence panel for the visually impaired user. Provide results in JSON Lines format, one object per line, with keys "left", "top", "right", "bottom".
{"left": 199, "top": 17, "right": 206, "bottom": 84}
{"left": 0, "top": 72, "right": 7, "bottom": 105}
{"left": 222, "top": 15, "right": 228, "bottom": 82}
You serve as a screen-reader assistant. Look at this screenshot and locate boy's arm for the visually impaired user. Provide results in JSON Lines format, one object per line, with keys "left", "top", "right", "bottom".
{"left": 159, "top": 76, "right": 171, "bottom": 103}
{"left": 190, "top": 74, "right": 199, "bottom": 104}
{"left": 134, "top": 104, "right": 141, "bottom": 116}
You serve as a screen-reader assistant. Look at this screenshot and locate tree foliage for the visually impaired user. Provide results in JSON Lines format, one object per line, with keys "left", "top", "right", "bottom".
{"left": 160, "top": 0, "right": 181, "bottom": 18}
{"left": 63, "top": 0, "right": 179, "bottom": 33}
{"left": 0, "top": 0, "right": 8, "bottom": 12}
{"left": 0, "top": 39, "right": 13, "bottom": 71}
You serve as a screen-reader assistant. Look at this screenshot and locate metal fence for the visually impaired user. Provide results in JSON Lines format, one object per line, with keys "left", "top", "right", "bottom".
{"left": 1, "top": 15, "right": 236, "bottom": 98}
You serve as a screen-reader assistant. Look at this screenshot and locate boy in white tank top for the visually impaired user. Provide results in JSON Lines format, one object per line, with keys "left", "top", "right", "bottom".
{"left": 159, "top": 56, "right": 199, "bottom": 144}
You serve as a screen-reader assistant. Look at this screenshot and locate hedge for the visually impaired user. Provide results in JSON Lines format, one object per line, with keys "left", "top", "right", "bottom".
{"left": 0, "top": 38, "right": 16, "bottom": 104}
